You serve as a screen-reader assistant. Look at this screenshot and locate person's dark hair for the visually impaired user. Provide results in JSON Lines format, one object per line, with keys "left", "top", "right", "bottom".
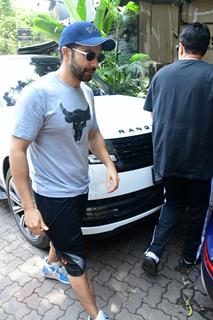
{"left": 179, "top": 22, "right": 210, "bottom": 56}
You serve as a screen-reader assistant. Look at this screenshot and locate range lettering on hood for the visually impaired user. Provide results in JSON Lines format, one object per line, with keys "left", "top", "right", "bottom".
{"left": 118, "top": 125, "right": 152, "bottom": 134}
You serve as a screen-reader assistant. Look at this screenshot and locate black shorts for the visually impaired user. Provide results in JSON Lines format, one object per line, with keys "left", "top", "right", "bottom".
{"left": 34, "top": 192, "right": 88, "bottom": 276}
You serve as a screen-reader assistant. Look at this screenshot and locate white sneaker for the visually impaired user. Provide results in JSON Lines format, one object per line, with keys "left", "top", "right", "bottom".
{"left": 0, "top": 189, "right": 7, "bottom": 200}
{"left": 88, "top": 310, "right": 110, "bottom": 320}
{"left": 145, "top": 251, "right": 160, "bottom": 263}
{"left": 42, "top": 257, "right": 70, "bottom": 284}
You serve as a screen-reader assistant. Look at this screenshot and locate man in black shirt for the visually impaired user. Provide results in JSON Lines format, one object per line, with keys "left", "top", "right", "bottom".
{"left": 142, "top": 22, "right": 213, "bottom": 275}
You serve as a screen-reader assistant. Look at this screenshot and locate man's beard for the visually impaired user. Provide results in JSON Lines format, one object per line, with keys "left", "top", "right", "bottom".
{"left": 70, "top": 59, "right": 96, "bottom": 82}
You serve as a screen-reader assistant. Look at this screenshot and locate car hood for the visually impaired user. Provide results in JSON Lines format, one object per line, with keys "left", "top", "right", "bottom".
{"left": 0, "top": 106, "right": 14, "bottom": 133}
{"left": 0, "top": 106, "right": 14, "bottom": 145}
{"left": 94, "top": 95, "right": 152, "bottom": 139}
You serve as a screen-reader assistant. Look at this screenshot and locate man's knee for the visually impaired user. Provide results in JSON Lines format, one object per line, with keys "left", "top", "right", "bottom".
{"left": 60, "top": 252, "right": 86, "bottom": 277}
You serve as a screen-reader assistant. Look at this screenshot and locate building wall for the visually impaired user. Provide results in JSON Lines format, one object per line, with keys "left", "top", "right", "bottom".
{"left": 181, "top": 0, "right": 213, "bottom": 63}
{"left": 139, "top": 0, "right": 213, "bottom": 64}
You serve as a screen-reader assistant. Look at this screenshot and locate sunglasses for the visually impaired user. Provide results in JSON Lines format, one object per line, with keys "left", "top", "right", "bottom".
{"left": 72, "top": 48, "right": 105, "bottom": 63}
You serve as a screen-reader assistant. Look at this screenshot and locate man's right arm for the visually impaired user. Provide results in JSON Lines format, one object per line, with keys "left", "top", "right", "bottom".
{"left": 10, "top": 136, "right": 33, "bottom": 210}
{"left": 9, "top": 136, "right": 48, "bottom": 235}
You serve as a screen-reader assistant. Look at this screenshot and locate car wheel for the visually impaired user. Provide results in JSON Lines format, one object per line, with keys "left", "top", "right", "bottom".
{"left": 6, "top": 169, "right": 49, "bottom": 249}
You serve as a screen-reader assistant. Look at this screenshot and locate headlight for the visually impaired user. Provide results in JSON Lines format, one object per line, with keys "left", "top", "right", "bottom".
{"left": 88, "top": 154, "right": 117, "bottom": 164}
{"left": 88, "top": 140, "right": 117, "bottom": 164}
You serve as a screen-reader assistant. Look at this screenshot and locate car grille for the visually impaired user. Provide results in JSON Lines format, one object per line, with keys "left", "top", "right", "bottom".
{"left": 83, "top": 184, "right": 164, "bottom": 227}
{"left": 106, "top": 133, "right": 153, "bottom": 172}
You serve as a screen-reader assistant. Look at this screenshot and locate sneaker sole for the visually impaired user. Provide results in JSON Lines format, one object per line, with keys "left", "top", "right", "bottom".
{"left": 42, "top": 272, "right": 70, "bottom": 284}
{"left": 142, "top": 259, "right": 158, "bottom": 276}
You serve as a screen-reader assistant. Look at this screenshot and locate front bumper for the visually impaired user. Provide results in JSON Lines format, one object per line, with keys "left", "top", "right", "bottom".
{"left": 82, "top": 184, "right": 163, "bottom": 235}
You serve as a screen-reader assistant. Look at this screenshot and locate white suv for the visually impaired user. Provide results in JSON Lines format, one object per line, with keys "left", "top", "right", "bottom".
{"left": 0, "top": 54, "right": 163, "bottom": 248}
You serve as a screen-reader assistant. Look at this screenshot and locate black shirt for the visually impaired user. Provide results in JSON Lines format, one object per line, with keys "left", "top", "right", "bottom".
{"left": 144, "top": 59, "right": 213, "bottom": 180}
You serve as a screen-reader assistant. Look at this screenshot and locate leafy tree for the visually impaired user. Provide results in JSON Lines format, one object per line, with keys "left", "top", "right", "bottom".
{"left": 0, "top": 0, "right": 16, "bottom": 54}
{"left": 0, "top": 0, "right": 13, "bottom": 16}
{"left": 0, "top": 0, "right": 41, "bottom": 54}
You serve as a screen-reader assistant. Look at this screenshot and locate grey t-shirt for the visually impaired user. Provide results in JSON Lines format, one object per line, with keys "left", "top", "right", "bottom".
{"left": 12, "top": 72, "right": 98, "bottom": 197}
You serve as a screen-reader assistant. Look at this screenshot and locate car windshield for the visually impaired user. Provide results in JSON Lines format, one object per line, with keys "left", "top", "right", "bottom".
{"left": 0, "top": 55, "right": 111, "bottom": 108}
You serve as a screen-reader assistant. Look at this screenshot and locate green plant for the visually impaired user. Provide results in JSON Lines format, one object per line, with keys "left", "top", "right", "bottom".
{"left": 32, "top": 0, "right": 122, "bottom": 40}
{"left": 98, "top": 52, "right": 150, "bottom": 97}
{"left": 33, "top": 13, "right": 64, "bottom": 42}
{"left": 96, "top": 2, "right": 150, "bottom": 97}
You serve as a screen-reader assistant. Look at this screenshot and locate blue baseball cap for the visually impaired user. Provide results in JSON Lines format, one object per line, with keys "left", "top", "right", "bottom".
{"left": 59, "top": 21, "right": 116, "bottom": 51}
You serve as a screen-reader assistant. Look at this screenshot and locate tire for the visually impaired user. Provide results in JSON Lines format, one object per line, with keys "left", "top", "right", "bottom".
{"left": 6, "top": 169, "right": 49, "bottom": 249}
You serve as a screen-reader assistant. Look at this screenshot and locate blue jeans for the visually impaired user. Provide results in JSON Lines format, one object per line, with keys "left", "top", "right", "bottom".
{"left": 148, "top": 177, "right": 211, "bottom": 263}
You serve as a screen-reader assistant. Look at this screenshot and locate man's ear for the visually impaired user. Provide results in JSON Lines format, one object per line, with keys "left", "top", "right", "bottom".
{"left": 61, "top": 46, "right": 72, "bottom": 60}
{"left": 179, "top": 42, "right": 185, "bottom": 57}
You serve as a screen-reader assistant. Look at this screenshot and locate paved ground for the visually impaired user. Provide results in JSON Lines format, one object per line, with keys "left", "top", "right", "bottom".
{"left": 0, "top": 199, "right": 213, "bottom": 320}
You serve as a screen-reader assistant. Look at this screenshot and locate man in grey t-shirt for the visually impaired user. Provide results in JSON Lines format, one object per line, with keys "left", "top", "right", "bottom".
{"left": 10, "top": 21, "right": 119, "bottom": 320}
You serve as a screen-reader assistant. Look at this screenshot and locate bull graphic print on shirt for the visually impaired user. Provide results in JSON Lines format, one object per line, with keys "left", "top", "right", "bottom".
{"left": 60, "top": 103, "right": 91, "bottom": 142}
